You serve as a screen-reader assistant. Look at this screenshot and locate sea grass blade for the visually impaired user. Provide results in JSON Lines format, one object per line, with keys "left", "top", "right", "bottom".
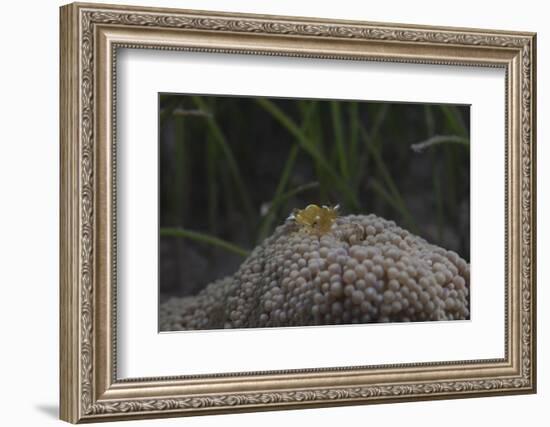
{"left": 192, "top": 96, "right": 255, "bottom": 222}
{"left": 160, "top": 227, "right": 249, "bottom": 257}
{"left": 330, "top": 101, "right": 349, "bottom": 180}
{"left": 256, "top": 97, "right": 359, "bottom": 210}
{"left": 360, "top": 125, "right": 419, "bottom": 233}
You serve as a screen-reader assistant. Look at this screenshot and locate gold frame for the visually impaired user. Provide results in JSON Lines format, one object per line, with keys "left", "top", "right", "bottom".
{"left": 60, "top": 2, "right": 537, "bottom": 423}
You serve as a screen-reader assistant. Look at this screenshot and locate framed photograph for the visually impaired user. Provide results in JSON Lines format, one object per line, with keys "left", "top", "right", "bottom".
{"left": 60, "top": 2, "right": 537, "bottom": 423}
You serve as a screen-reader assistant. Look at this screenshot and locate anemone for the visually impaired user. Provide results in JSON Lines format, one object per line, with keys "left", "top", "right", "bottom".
{"left": 160, "top": 214, "right": 470, "bottom": 331}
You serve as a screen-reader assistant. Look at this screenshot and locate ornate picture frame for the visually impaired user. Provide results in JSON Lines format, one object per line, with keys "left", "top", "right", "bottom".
{"left": 60, "top": 2, "right": 536, "bottom": 423}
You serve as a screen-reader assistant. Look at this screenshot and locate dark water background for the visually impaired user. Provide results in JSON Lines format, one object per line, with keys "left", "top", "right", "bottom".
{"left": 159, "top": 95, "right": 470, "bottom": 299}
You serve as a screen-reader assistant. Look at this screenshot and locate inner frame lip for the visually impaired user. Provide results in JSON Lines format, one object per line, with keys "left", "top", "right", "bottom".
{"left": 110, "top": 42, "right": 508, "bottom": 384}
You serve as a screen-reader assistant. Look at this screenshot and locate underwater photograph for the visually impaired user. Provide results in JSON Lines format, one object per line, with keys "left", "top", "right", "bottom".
{"left": 158, "top": 94, "right": 470, "bottom": 331}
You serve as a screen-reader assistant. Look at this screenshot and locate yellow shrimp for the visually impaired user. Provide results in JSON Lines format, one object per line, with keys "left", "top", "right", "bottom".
{"left": 288, "top": 204, "right": 339, "bottom": 235}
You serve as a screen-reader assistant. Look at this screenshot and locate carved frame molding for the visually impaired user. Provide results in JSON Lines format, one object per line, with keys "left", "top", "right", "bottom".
{"left": 60, "top": 2, "right": 536, "bottom": 423}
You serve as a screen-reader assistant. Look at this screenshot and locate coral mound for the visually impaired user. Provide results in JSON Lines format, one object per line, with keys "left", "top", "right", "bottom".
{"left": 160, "top": 214, "right": 470, "bottom": 331}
